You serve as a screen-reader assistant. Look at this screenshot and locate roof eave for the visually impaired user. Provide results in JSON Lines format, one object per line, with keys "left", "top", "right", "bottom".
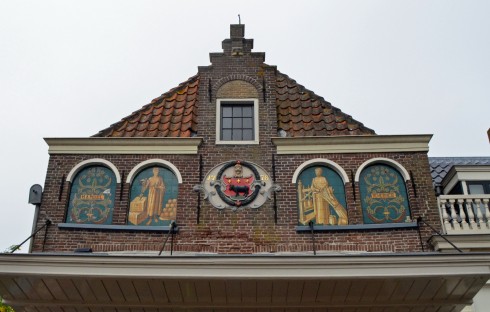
{"left": 0, "top": 253, "right": 489, "bottom": 311}
{"left": 272, "top": 134, "right": 433, "bottom": 154}
{"left": 44, "top": 137, "right": 203, "bottom": 155}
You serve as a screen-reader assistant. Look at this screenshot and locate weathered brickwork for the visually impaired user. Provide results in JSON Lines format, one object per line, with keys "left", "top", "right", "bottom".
{"left": 216, "top": 80, "right": 258, "bottom": 98}
{"left": 32, "top": 25, "right": 440, "bottom": 254}
{"left": 32, "top": 150, "right": 438, "bottom": 253}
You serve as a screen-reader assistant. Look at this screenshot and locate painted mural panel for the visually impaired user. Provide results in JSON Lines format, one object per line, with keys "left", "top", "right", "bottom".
{"left": 360, "top": 164, "right": 410, "bottom": 224}
{"left": 128, "top": 166, "right": 178, "bottom": 226}
{"left": 297, "top": 166, "right": 348, "bottom": 226}
{"left": 67, "top": 166, "right": 116, "bottom": 224}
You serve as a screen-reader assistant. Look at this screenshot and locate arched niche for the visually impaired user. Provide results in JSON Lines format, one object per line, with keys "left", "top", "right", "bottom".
{"left": 126, "top": 159, "right": 183, "bottom": 184}
{"left": 126, "top": 159, "right": 181, "bottom": 227}
{"left": 292, "top": 158, "right": 349, "bottom": 184}
{"left": 66, "top": 158, "right": 121, "bottom": 183}
{"left": 294, "top": 159, "right": 349, "bottom": 226}
{"left": 355, "top": 158, "right": 410, "bottom": 182}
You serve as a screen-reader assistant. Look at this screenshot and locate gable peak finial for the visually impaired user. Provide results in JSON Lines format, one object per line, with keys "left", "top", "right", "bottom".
{"left": 230, "top": 23, "right": 245, "bottom": 39}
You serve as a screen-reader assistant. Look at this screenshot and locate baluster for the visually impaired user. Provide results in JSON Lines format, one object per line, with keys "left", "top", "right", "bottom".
{"left": 473, "top": 198, "right": 483, "bottom": 230}
{"left": 458, "top": 200, "right": 470, "bottom": 230}
{"left": 483, "top": 198, "right": 490, "bottom": 230}
{"left": 464, "top": 199, "right": 475, "bottom": 230}
{"left": 441, "top": 200, "right": 451, "bottom": 233}
{"left": 449, "top": 199, "right": 460, "bottom": 230}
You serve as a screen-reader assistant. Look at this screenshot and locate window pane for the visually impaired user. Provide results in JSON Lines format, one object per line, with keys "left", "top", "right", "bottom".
{"left": 222, "top": 117, "right": 232, "bottom": 128}
{"left": 243, "top": 118, "right": 253, "bottom": 129}
{"left": 222, "top": 129, "right": 232, "bottom": 140}
{"left": 232, "top": 118, "right": 242, "bottom": 128}
{"left": 232, "top": 130, "right": 242, "bottom": 140}
{"left": 468, "top": 184, "right": 485, "bottom": 195}
{"left": 243, "top": 106, "right": 253, "bottom": 117}
{"left": 219, "top": 102, "right": 255, "bottom": 142}
{"left": 243, "top": 129, "right": 254, "bottom": 140}
{"left": 233, "top": 106, "right": 242, "bottom": 116}
{"left": 222, "top": 106, "right": 232, "bottom": 117}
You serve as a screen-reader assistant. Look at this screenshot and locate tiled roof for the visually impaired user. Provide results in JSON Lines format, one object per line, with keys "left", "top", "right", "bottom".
{"left": 94, "top": 72, "right": 375, "bottom": 138}
{"left": 429, "top": 157, "right": 490, "bottom": 185}
{"left": 276, "top": 72, "right": 375, "bottom": 137}
{"left": 94, "top": 75, "right": 199, "bottom": 138}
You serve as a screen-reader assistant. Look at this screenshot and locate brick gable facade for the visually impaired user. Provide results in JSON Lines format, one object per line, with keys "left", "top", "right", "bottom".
{"left": 32, "top": 24, "right": 439, "bottom": 254}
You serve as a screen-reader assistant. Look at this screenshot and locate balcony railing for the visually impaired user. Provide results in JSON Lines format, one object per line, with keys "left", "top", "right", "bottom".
{"left": 438, "top": 194, "right": 490, "bottom": 234}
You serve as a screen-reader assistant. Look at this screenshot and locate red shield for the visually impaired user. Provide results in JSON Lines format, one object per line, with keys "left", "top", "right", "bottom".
{"left": 222, "top": 175, "right": 254, "bottom": 198}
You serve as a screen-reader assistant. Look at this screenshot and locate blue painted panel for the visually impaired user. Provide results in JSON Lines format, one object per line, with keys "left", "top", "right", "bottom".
{"left": 67, "top": 166, "right": 116, "bottom": 225}
{"left": 360, "top": 164, "right": 410, "bottom": 224}
{"left": 297, "top": 166, "right": 348, "bottom": 226}
{"left": 128, "top": 166, "right": 178, "bottom": 226}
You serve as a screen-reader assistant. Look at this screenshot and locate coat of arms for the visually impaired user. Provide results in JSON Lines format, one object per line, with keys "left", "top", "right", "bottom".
{"left": 194, "top": 160, "right": 280, "bottom": 210}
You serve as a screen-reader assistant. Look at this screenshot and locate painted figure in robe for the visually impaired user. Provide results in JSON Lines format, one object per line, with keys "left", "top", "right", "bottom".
{"left": 311, "top": 167, "right": 348, "bottom": 225}
{"left": 141, "top": 167, "right": 166, "bottom": 224}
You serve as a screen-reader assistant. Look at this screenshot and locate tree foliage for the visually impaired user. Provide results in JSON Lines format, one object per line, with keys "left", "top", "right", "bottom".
{"left": 0, "top": 297, "right": 15, "bottom": 312}
{"left": 2, "top": 245, "right": 19, "bottom": 254}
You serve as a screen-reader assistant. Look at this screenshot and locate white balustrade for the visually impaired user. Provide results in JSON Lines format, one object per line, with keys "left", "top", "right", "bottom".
{"left": 438, "top": 194, "right": 490, "bottom": 234}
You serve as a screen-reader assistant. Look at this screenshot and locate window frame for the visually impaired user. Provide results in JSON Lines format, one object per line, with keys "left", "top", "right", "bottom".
{"left": 467, "top": 181, "right": 490, "bottom": 195}
{"left": 216, "top": 98, "right": 259, "bottom": 145}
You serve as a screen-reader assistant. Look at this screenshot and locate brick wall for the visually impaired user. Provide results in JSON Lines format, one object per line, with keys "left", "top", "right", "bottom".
{"left": 32, "top": 150, "right": 438, "bottom": 253}
{"left": 216, "top": 80, "right": 258, "bottom": 98}
{"left": 31, "top": 26, "right": 440, "bottom": 254}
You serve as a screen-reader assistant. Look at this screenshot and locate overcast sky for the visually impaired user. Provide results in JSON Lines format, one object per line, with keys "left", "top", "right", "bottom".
{"left": 0, "top": 0, "right": 489, "bottom": 252}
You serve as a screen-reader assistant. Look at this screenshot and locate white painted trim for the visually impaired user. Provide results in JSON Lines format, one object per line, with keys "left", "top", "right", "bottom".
{"left": 442, "top": 165, "right": 490, "bottom": 195}
{"left": 354, "top": 158, "right": 410, "bottom": 182}
{"left": 462, "top": 180, "right": 469, "bottom": 195}
{"left": 66, "top": 158, "right": 121, "bottom": 183}
{"left": 215, "top": 98, "right": 259, "bottom": 145}
{"left": 442, "top": 167, "right": 459, "bottom": 194}
{"left": 126, "top": 159, "right": 183, "bottom": 184}
{"left": 0, "top": 254, "right": 488, "bottom": 310}
{"left": 430, "top": 234, "right": 490, "bottom": 252}
{"left": 44, "top": 137, "right": 202, "bottom": 154}
{"left": 291, "top": 158, "right": 349, "bottom": 183}
{"left": 0, "top": 253, "right": 489, "bottom": 278}
{"left": 272, "top": 134, "right": 432, "bottom": 154}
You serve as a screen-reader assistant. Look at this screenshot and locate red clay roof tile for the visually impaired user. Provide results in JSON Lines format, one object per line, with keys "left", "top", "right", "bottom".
{"left": 171, "top": 114, "right": 183, "bottom": 124}
{"left": 275, "top": 72, "right": 375, "bottom": 137}
{"left": 147, "top": 122, "right": 159, "bottom": 131}
{"left": 94, "top": 75, "right": 200, "bottom": 138}
{"left": 146, "top": 129, "right": 158, "bottom": 137}
{"left": 94, "top": 70, "right": 374, "bottom": 138}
